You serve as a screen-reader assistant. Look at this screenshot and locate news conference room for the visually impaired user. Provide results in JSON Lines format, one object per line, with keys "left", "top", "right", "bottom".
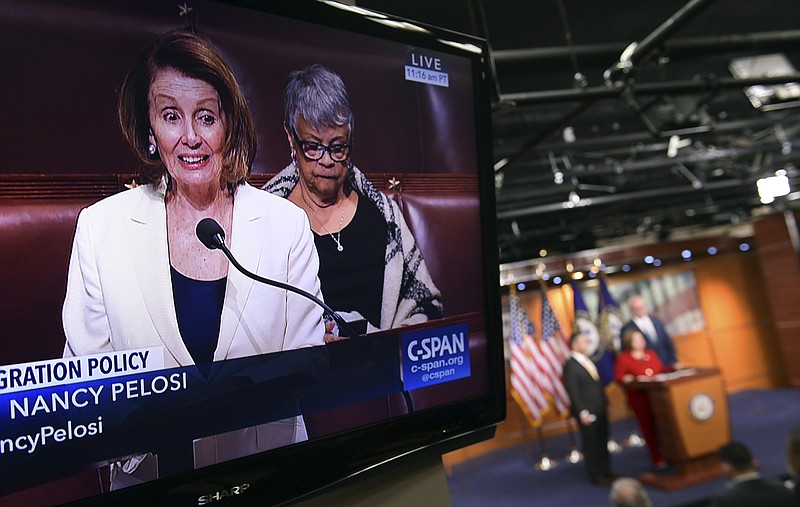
{"left": 1, "top": 1, "right": 799, "bottom": 506}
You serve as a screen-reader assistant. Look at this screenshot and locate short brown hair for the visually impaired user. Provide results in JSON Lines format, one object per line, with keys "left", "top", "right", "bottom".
{"left": 621, "top": 328, "right": 644, "bottom": 351}
{"left": 117, "top": 31, "right": 256, "bottom": 189}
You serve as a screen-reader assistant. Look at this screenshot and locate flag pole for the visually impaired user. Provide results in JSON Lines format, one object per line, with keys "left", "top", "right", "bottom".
{"left": 520, "top": 415, "right": 535, "bottom": 457}
{"left": 509, "top": 286, "right": 552, "bottom": 460}
{"left": 564, "top": 416, "right": 584, "bottom": 463}
{"left": 534, "top": 425, "right": 557, "bottom": 471}
{"left": 551, "top": 281, "right": 588, "bottom": 464}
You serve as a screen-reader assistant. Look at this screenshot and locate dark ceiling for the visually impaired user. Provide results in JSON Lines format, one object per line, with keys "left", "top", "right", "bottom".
{"left": 360, "top": 0, "right": 800, "bottom": 266}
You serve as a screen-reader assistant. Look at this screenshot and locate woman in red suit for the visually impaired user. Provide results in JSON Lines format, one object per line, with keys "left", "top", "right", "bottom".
{"left": 615, "top": 329, "right": 673, "bottom": 469}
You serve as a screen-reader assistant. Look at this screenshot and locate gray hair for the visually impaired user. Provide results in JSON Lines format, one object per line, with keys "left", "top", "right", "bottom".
{"left": 609, "top": 478, "right": 652, "bottom": 507}
{"left": 283, "top": 64, "right": 354, "bottom": 137}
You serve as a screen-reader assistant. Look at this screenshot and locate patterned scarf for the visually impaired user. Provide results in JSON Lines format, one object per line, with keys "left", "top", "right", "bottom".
{"left": 263, "top": 163, "right": 443, "bottom": 330}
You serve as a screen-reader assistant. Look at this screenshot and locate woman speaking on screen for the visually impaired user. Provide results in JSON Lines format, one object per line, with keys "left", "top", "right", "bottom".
{"left": 265, "top": 65, "right": 442, "bottom": 339}
{"left": 61, "top": 31, "right": 325, "bottom": 486}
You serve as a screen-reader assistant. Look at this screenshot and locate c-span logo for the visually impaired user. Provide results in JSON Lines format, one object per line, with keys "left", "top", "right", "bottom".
{"left": 401, "top": 323, "right": 470, "bottom": 390}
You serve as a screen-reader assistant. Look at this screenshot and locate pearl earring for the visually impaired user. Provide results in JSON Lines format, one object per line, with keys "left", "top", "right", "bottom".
{"left": 148, "top": 144, "right": 157, "bottom": 156}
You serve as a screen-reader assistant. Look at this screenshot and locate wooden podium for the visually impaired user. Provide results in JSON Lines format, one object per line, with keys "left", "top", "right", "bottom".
{"left": 629, "top": 368, "right": 730, "bottom": 490}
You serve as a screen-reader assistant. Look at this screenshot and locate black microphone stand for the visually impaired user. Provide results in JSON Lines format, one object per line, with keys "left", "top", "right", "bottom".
{"left": 215, "top": 242, "right": 359, "bottom": 339}
{"left": 197, "top": 218, "right": 412, "bottom": 412}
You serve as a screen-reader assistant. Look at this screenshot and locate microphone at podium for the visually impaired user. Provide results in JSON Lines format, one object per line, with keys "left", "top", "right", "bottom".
{"left": 195, "top": 217, "right": 359, "bottom": 338}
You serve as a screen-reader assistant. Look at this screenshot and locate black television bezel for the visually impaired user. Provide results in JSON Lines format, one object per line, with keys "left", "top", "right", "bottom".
{"left": 13, "top": 1, "right": 505, "bottom": 505}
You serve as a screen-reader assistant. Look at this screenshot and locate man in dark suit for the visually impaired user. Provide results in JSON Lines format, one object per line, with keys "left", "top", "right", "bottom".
{"left": 710, "top": 441, "right": 794, "bottom": 507}
{"left": 563, "top": 331, "right": 614, "bottom": 485}
{"left": 620, "top": 295, "right": 680, "bottom": 368}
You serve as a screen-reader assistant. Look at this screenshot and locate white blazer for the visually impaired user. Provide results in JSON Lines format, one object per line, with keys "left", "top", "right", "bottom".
{"left": 62, "top": 182, "right": 325, "bottom": 474}
{"left": 62, "top": 181, "right": 325, "bottom": 365}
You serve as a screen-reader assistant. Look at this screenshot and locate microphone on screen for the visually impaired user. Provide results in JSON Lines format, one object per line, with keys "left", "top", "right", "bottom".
{"left": 195, "top": 217, "right": 359, "bottom": 338}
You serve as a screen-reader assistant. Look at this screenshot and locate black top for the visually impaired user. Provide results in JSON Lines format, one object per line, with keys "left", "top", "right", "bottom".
{"left": 171, "top": 266, "right": 226, "bottom": 368}
{"left": 315, "top": 191, "right": 386, "bottom": 329}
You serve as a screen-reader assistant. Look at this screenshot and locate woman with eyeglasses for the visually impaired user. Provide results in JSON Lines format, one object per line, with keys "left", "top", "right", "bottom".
{"left": 265, "top": 64, "right": 442, "bottom": 340}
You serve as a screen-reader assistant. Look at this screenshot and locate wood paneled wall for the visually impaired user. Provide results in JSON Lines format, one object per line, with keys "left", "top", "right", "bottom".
{"left": 753, "top": 212, "right": 800, "bottom": 387}
{"left": 692, "top": 253, "right": 787, "bottom": 390}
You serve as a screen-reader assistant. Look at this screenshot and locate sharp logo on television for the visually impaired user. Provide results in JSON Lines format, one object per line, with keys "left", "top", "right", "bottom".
{"left": 197, "top": 483, "right": 250, "bottom": 505}
{"left": 405, "top": 50, "right": 449, "bottom": 87}
{"left": 401, "top": 323, "right": 471, "bottom": 389}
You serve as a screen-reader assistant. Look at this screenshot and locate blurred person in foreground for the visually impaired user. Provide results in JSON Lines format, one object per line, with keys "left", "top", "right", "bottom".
{"left": 609, "top": 477, "right": 653, "bottom": 507}
{"left": 710, "top": 440, "right": 793, "bottom": 507}
{"left": 563, "top": 331, "right": 615, "bottom": 485}
{"left": 615, "top": 328, "right": 673, "bottom": 470}
{"left": 264, "top": 64, "right": 442, "bottom": 339}
{"left": 62, "top": 31, "right": 325, "bottom": 487}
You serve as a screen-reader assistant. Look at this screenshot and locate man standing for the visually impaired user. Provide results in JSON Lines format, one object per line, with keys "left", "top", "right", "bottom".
{"left": 621, "top": 295, "right": 680, "bottom": 368}
{"left": 710, "top": 441, "right": 793, "bottom": 507}
{"left": 563, "top": 331, "right": 614, "bottom": 485}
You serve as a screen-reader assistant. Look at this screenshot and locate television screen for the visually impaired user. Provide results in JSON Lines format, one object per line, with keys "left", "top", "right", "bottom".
{"left": 0, "top": 0, "right": 504, "bottom": 505}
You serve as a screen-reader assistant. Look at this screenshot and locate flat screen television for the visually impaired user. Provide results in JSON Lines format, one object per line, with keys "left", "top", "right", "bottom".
{"left": 0, "top": 0, "right": 505, "bottom": 505}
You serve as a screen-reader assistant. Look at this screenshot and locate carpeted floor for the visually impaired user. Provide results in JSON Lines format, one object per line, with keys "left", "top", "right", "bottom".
{"left": 447, "top": 389, "right": 800, "bottom": 507}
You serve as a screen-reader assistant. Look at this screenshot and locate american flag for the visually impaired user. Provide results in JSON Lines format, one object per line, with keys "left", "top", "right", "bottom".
{"left": 539, "top": 290, "right": 571, "bottom": 415}
{"left": 508, "top": 287, "right": 549, "bottom": 425}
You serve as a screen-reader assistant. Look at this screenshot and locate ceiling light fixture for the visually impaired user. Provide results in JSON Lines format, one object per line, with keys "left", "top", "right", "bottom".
{"left": 757, "top": 169, "right": 791, "bottom": 204}
{"left": 729, "top": 54, "right": 800, "bottom": 111}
